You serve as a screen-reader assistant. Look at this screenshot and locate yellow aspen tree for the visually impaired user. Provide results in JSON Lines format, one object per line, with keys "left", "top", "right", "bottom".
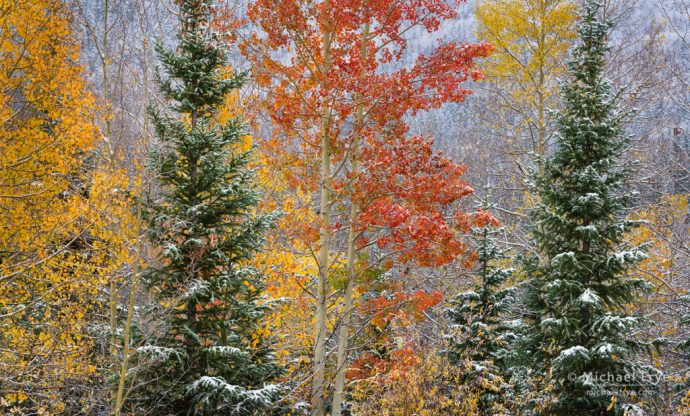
{"left": 0, "top": 0, "right": 138, "bottom": 413}
{"left": 253, "top": 170, "right": 324, "bottom": 407}
{"left": 628, "top": 194, "right": 690, "bottom": 413}
{"left": 221, "top": 84, "right": 335, "bottom": 407}
{"left": 476, "top": 0, "right": 577, "bottom": 169}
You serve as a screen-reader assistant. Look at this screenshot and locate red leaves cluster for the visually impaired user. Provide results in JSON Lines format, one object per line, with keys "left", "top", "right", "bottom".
{"left": 346, "top": 288, "right": 441, "bottom": 381}
{"left": 355, "top": 135, "right": 476, "bottom": 266}
{"left": 360, "top": 289, "right": 443, "bottom": 329}
{"left": 345, "top": 344, "right": 420, "bottom": 381}
{"left": 212, "top": 0, "right": 499, "bottom": 299}
{"left": 242, "top": 0, "right": 493, "bottom": 158}
{"left": 455, "top": 208, "right": 500, "bottom": 233}
{"left": 235, "top": 0, "right": 495, "bottom": 261}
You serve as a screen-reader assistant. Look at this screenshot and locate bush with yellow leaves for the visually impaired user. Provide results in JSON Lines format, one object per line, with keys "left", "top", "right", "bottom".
{"left": 348, "top": 348, "right": 485, "bottom": 416}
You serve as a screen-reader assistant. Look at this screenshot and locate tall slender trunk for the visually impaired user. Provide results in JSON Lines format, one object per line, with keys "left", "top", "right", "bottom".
{"left": 311, "top": 2, "right": 333, "bottom": 412}
{"left": 99, "top": 1, "right": 120, "bottom": 409}
{"left": 113, "top": 199, "right": 142, "bottom": 416}
{"left": 114, "top": 15, "right": 150, "bottom": 413}
{"left": 331, "top": 20, "right": 370, "bottom": 416}
{"left": 536, "top": 1, "right": 547, "bottom": 174}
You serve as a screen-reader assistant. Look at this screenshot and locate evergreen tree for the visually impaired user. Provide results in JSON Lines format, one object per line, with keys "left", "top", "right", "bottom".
{"left": 446, "top": 201, "right": 517, "bottom": 415}
{"left": 129, "top": 1, "right": 283, "bottom": 414}
{"left": 518, "top": 1, "right": 659, "bottom": 414}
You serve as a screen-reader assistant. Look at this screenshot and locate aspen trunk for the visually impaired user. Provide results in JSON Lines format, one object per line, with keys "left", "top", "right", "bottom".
{"left": 114, "top": 11, "right": 150, "bottom": 412}
{"left": 311, "top": 1, "right": 333, "bottom": 413}
{"left": 98, "top": 1, "right": 121, "bottom": 409}
{"left": 536, "top": 1, "right": 547, "bottom": 174}
{"left": 331, "top": 20, "right": 370, "bottom": 416}
{"left": 113, "top": 212, "right": 140, "bottom": 416}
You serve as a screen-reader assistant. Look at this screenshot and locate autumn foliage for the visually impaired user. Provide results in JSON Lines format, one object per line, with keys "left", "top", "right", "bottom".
{"left": 0, "top": 0, "right": 138, "bottom": 412}
{"left": 355, "top": 135, "right": 476, "bottom": 266}
{"left": 232, "top": 0, "right": 493, "bottom": 411}
{"left": 4, "top": 0, "right": 684, "bottom": 414}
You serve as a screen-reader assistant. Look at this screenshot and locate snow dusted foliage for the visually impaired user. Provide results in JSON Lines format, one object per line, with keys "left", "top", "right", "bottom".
{"left": 446, "top": 199, "right": 517, "bottom": 415}
{"left": 126, "top": 0, "right": 284, "bottom": 414}
{"left": 518, "top": 1, "right": 659, "bottom": 414}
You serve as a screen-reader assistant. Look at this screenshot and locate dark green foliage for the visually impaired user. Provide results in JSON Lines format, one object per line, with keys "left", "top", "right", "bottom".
{"left": 447, "top": 201, "right": 517, "bottom": 415}
{"left": 128, "top": 1, "right": 284, "bottom": 414}
{"left": 517, "top": 1, "right": 659, "bottom": 414}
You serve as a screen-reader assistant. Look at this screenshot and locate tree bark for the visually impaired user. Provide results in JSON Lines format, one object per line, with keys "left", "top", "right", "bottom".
{"left": 331, "top": 19, "right": 370, "bottom": 416}
{"left": 114, "top": 11, "right": 150, "bottom": 412}
{"left": 311, "top": 1, "right": 333, "bottom": 413}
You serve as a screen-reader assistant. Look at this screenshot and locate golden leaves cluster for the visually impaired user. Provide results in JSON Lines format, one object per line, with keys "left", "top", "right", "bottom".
{"left": 0, "top": 1, "right": 140, "bottom": 412}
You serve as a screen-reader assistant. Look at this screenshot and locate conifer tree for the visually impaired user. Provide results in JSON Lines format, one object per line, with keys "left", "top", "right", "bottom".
{"left": 129, "top": 1, "right": 283, "bottom": 414}
{"left": 446, "top": 202, "right": 517, "bottom": 415}
{"left": 518, "top": 1, "right": 659, "bottom": 414}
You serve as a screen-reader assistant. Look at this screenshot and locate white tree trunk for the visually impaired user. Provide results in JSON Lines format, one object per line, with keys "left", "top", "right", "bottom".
{"left": 312, "top": 2, "right": 333, "bottom": 413}
{"left": 331, "top": 20, "right": 370, "bottom": 416}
